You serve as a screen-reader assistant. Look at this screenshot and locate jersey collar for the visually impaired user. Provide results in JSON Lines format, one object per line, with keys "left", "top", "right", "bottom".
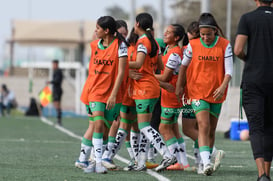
{"left": 98, "top": 37, "right": 116, "bottom": 50}
{"left": 200, "top": 36, "right": 219, "bottom": 48}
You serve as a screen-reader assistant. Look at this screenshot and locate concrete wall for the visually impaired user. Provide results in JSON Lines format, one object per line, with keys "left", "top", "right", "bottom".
{"left": 1, "top": 76, "right": 75, "bottom": 111}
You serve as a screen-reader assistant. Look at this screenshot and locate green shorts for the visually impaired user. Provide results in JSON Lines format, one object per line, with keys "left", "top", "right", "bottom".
{"left": 160, "top": 107, "right": 181, "bottom": 124}
{"left": 181, "top": 104, "right": 196, "bottom": 119}
{"left": 120, "top": 104, "right": 137, "bottom": 115}
{"left": 135, "top": 98, "right": 158, "bottom": 114}
{"left": 89, "top": 102, "right": 121, "bottom": 121}
{"left": 191, "top": 99, "right": 222, "bottom": 118}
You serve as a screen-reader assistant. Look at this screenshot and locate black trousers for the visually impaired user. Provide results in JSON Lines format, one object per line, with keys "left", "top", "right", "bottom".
{"left": 242, "top": 82, "right": 273, "bottom": 161}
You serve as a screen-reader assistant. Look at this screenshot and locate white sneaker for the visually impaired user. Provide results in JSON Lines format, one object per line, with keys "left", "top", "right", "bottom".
{"left": 134, "top": 164, "right": 147, "bottom": 171}
{"left": 203, "top": 163, "right": 213, "bottom": 176}
{"left": 154, "top": 156, "right": 177, "bottom": 172}
{"left": 213, "top": 150, "right": 225, "bottom": 171}
{"left": 95, "top": 162, "right": 107, "bottom": 174}
{"left": 83, "top": 161, "right": 96, "bottom": 173}
{"left": 123, "top": 159, "right": 136, "bottom": 171}
{"left": 102, "top": 158, "right": 117, "bottom": 169}
{"left": 75, "top": 160, "right": 89, "bottom": 169}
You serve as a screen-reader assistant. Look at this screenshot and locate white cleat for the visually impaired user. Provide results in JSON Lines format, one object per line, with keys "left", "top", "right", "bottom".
{"left": 95, "top": 162, "right": 108, "bottom": 174}
{"left": 203, "top": 163, "right": 213, "bottom": 176}
{"left": 154, "top": 156, "right": 177, "bottom": 172}
{"left": 213, "top": 150, "right": 225, "bottom": 171}
{"left": 102, "top": 158, "right": 117, "bottom": 169}
{"left": 83, "top": 161, "right": 96, "bottom": 173}
{"left": 75, "top": 160, "right": 89, "bottom": 169}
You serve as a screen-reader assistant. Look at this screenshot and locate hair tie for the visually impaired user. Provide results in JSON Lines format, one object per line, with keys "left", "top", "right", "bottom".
{"left": 146, "top": 28, "right": 151, "bottom": 32}
{"left": 199, "top": 25, "right": 217, "bottom": 29}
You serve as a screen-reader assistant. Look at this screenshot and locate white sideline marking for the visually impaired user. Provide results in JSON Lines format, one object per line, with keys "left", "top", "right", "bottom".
{"left": 0, "top": 138, "right": 76, "bottom": 144}
{"left": 40, "top": 116, "right": 170, "bottom": 181}
{"left": 230, "top": 165, "right": 243, "bottom": 168}
{"left": 186, "top": 154, "right": 195, "bottom": 160}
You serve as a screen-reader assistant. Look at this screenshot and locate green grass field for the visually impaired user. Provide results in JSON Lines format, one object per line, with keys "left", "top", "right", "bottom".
{"left": 0, "top": 113, "right": 266, "bottom": 181}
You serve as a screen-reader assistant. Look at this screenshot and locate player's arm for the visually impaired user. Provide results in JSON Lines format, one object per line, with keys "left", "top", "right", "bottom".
{"left": 129, "top": 43, "right": 146, "bottom": 69}
{"left": 234, "top": 34, "right": 247, "bottom": 61}
{"left": 214, "top": 43, "right": 233, "bottom": 101}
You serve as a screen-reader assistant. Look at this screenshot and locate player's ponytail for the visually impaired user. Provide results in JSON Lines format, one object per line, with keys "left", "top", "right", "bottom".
{"left": 136, "top": 13, "right": 158, "bottom": 57}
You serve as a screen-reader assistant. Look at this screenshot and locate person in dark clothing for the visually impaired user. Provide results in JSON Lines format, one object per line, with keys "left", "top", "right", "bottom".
{"left": 47, "top": 59, "right": 63, "bottom": 126}
{"left": 234, "top": 0, "right": 273, "bottom": 180}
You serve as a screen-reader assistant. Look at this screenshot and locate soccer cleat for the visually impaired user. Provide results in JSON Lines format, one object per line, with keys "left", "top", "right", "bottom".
{"left": 134, "top": 165, "right": 147, "bottom": 171}
{"left": 95, "top": 162, "right": 108, "bottom": 174}
{"left": 83, "top": 161, "right": 96, "bottom": 173}
{"left": 257, "top": 173, "right": 271, "bottom": 181}
{"left": 75, "top": 160, "right": 89, "bottom": 169}
{"left": 123, "top": 159, "right": 136, "bottom": 171}
{"left": 166, "top": 163, "right": 184, "bottom": 170}
{"left": 203, "top": 163, "right": 213, "bottom": 176}
{"left": 154, "top": 156, "right": 177, "bottom": 172}
{"left": 102, "top": 158, "right": 117, "bottom": 169}
{"left": 146, "top": 159, "right": 159, "bottom": 169}
{"left": 213, "top": 150, "right": 225, "bottom": 171}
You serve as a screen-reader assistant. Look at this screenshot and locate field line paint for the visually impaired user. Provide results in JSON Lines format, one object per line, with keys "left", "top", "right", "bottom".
{"left": 40, "top": 116, "right": 170, "bottom": 181}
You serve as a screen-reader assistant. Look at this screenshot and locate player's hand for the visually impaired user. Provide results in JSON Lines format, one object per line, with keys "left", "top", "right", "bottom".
{"left": 164, "top": 83, "right": 175, "bottom": 93}
{"left": 106, "top": 95, "right": 116, "bottom": 110}
{"left": 129, "top": 70, "right": 142, "bottom": 80}
{"left": 213, "top": 86, "right": 225, "bottom": 101}
{"left": 175, "top": 86, "right": 184, "bottom": 102}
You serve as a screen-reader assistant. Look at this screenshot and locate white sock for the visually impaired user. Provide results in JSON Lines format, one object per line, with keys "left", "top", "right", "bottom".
{"left": 93, "top": 136, "right": 103, "bottom": 163}
{"left": 147, "top": 144, "right": 155, "bottom": 161}
{"left": 137, "top": 132, "right": 149, "bottom": 167}
{"left": 211, "top": 146, "right": 218, "bottom": 159}
{"left": 200, "top": 148, "right": 211, "bottom": 166}
{"left": 79, "top": 143, "right": 92, "bottom": 162}
{"left": 178, "top": 142, "right": 189, "bottom": 166}
{"left": 140, "top": 125, "right": 172, "bottom": 159}
{"left": 102, "top": 136, "right": 115, "bottom": 159}
{"left": 125, "top": 141, "right": 135, "bottom": 160}
{"left": 167, "top": 141, "right": 182, "bottom": 164}
{"left": 102, "top": 143, "right": 107, "bottom": 156}
{"left": 130, "top": 131, "right": 140, "bottom": 160}
{"left": 194, "top": 148, "right": 201, "bottom": 165}
{"left": 109, "top": 128, "right": 127, "bottom": 159}
{"left": 90, "top": 147, "right": 95, "bottom": 161}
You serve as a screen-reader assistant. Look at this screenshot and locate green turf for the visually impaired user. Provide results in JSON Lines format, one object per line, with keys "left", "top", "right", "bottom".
{"left": 0, "top": 114, "right": 264, "bottom": 181}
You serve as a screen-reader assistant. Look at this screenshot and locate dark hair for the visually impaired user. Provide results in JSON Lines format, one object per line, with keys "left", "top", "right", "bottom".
{"left": 198, "top": 13, "right": 224, "bottom": 37}
{"left": 52, "top": 59, "right": 59, "bottom": 64}
{"left": 2, "top": 84, "right": 8, "bottom": 92}
{"left": 97, "top": 16, "right": 129, "bottom": 46}
{"left": 260, "top": 0, "right": 272, "bottom": 4}
{"left": 116, "top": 20, "right": 128, "bottom": 31}
{"left": 187, "top": 21, "right": 200, "bottom": 39}
{"left": 171, "top": 24, "right": 188, "bottom": 46}
{"left": 136, "top": 13, "right": 158, "bottom": 57}
{"left": 128, "top": 28, "right": 139, "bottom": 45}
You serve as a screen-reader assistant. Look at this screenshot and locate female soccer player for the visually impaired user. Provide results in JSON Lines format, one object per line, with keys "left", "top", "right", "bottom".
{"left": 176, "top": 13, "right": 233, "bottom": 176}
{"left": 75, "top": 16, "right": 129, "bottom": 174}
{"left": 129, "top": 12, "right": 176, "bottom": 172}
{"left": 155, "top": 24, "right": 190, "bottom": 171}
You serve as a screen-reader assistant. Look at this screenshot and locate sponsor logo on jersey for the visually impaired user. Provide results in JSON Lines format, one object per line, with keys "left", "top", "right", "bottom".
{"left": 198, "top": 56, "right": 220, "bottom": 61}
{"left": 94, "top": 69, "right": 109, "bottom": 75}
{"left": 93, "top": 59, "right": 114, "bottom": 66}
